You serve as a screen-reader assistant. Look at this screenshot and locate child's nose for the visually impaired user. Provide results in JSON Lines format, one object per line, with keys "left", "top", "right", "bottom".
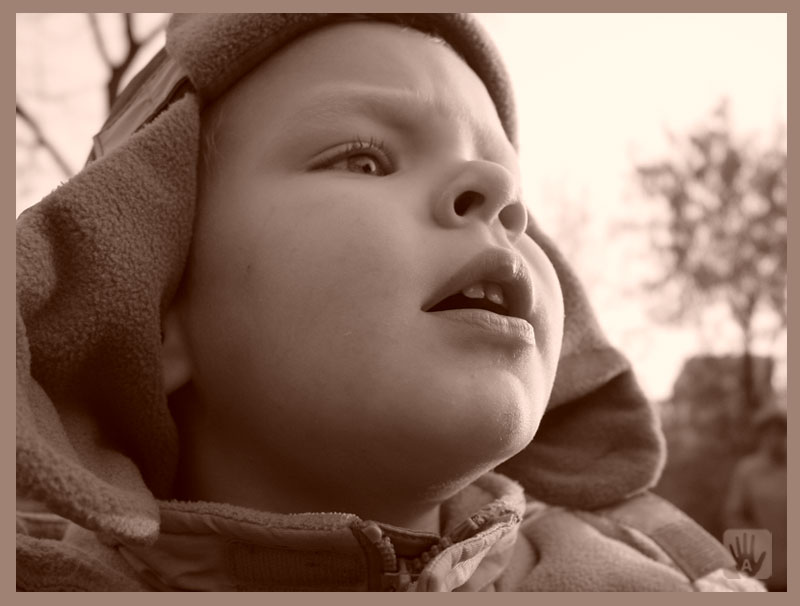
{"left": 433, "top": 160, "right": 528, "bottom": 239}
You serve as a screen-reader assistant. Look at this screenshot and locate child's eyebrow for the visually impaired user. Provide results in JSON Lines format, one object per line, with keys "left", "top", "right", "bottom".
{"left": 278, "top": 85, "right": 513, "bottom": 162}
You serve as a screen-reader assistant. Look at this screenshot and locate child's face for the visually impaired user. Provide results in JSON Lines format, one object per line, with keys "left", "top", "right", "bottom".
{"left": 172, "top": 22, "right": 564, "bottom": 507}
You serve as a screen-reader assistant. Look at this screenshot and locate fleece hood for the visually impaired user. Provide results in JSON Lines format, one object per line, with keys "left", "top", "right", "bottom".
{"left": 16, "top": 13, "right": 665, "bottom": 545}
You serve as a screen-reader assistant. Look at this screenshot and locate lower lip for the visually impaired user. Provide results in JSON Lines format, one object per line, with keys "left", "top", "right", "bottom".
{"left": 427, "top": 310, "right": 536, "bottom": 346}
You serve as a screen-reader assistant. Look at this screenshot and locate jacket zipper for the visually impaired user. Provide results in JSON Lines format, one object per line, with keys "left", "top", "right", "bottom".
{"left": 357, "top": 511, "right": 508, "bottom": 591}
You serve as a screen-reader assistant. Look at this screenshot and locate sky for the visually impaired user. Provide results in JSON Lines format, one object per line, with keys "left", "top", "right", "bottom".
{"left": 16, "top": 13, "right": 787, "bottom": 400}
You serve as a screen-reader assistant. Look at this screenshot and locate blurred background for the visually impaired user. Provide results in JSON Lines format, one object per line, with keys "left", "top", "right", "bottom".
{"left": 16, "top": 13, "right": 787, "bottom": 588}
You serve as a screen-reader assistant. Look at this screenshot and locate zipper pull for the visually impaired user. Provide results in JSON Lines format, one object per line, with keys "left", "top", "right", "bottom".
{"left": 446, "top": 514, "right": 485, "bottom": 544}
{"left": 360, "top": 522, "right": 397, "bottom": 573}
{"left": 359, "top": 522, "right": 419, "bottom": 591}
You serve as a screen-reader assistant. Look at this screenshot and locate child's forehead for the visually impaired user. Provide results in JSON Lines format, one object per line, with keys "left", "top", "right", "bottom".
{"left": 209, "top": 21, "right": 515, "bottom": 161}
{"left": 289, "top": 85, "right": 516, "bottom": 165}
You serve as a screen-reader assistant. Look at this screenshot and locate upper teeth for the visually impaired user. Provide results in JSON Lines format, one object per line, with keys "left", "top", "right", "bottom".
{"left": 462, "top": 282, "right": 506, "bottom": 307}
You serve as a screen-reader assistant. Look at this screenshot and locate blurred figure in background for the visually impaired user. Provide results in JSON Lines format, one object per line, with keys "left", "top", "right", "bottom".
{"left": 723, "top": 408, "right": 787, "bottom": 591}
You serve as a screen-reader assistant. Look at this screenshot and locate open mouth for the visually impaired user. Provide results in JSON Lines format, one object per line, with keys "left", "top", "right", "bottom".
{"left": 422, "top": 248, "right": 534, "bottom": 324}
{"left": 427, "top": 282, "right": 511, "bottom": 317}
{"left": 422, "top": 248, "right": 537, "bottom": 345}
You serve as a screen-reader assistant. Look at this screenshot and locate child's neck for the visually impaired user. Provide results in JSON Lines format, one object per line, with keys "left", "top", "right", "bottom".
{"left": 174, "top": 465, "right": 444, "bottom": 534}
{"left": 170, "top": 434, "right": 445, "bottom": 534}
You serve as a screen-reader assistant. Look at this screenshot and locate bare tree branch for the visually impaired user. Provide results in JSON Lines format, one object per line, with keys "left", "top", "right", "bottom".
{"left": 87, "top": 13, "right": 113, "bottom": 68}
{"left": 123, "top": 13, "right": 135, "bottom": 46}
{"left": 98, "top": 13, "right": 166, "bottom": 109}
{"left": 87, "top": 13, "right": 151, "bottom": 109}
{"left": 16, "top": 102, "right": 74, "bottom": 177}
{"left": 18, "top": 12, "right": 168, "bottom": 194}
{"left": 140, "top": 15, "right": 169, "bottom": 47}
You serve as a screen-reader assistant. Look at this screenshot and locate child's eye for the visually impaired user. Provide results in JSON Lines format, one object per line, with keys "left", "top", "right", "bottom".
{"left": 334, "top": 154, "right": 384, "bottom": 176}
{"left": 313, "top": 138, "right": 393, "bottom": 177}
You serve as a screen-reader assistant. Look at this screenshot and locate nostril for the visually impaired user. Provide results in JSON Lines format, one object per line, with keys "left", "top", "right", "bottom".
{"left": 499, "top": 203, "right": 527, "bottom": 233}
{"left": 453, "top": 190, "right": 484, "bottom": 216}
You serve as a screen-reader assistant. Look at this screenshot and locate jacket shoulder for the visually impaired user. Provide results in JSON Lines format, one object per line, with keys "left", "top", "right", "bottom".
{"left": 593, "top": 492, "right": 766, "bottom": 591}
{"left": 509, "top": 492, "right": 764, "bottom": 591}
{"left": 592, "top": 491, "right": 734, "bottom": 580}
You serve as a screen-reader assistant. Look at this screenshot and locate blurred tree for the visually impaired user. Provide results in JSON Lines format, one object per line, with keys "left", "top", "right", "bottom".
{"left": 16, "top": 13, "right": 166, "bottom": 187}
{"left": 87, "top": 12, "right": 167, "bottom": 110}
{"left": 16, "top": 101, "right": 73, "bottom": 177}
{"left": 635, "top": 100, "right": 787, "bottom": 419}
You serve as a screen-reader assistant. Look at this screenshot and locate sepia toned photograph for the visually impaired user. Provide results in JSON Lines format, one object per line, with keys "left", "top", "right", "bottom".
{"left": 16, "top": 13, "right": 786, "bottom": 592}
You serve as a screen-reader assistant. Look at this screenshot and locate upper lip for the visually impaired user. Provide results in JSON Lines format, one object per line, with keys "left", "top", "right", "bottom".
{"left": 422, "top": 247, "right": 534, "bottom": 324}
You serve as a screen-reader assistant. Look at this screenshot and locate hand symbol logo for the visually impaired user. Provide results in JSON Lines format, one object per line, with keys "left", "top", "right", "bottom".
{"left": 728, "top": 532, "right": 766, "bottom": 576}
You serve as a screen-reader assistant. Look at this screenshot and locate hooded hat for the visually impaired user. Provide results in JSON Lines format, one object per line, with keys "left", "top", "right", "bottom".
{"left": 16, "top": 13, "right": 665, "bottom": 545}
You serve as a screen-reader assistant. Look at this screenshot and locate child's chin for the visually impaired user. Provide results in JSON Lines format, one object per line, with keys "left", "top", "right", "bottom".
{"left": 434, "top": 404, "right": 538, "bottom": 469}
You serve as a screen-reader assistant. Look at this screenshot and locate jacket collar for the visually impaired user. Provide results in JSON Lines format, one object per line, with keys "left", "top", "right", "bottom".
{"left": 115, "top": 473, "right": 526, "bottom": 591}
